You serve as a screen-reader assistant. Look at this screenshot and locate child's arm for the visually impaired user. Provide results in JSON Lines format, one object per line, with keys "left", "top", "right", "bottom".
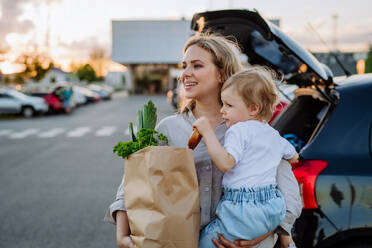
{"left": 281, "top": 137, "right": 299, "bottom": 164}
{"left": 193, "top": 117, "right": 235, "bottom": 173}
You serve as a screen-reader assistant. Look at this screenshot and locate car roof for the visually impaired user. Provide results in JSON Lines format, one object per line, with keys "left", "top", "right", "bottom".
{"left": 336, "top": 73, "right": 372, "bottom": 89}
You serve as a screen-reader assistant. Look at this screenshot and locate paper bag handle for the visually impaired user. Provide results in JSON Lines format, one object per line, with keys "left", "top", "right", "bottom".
{"left": 188, "top": 128, "right": 202, "bottom": 150}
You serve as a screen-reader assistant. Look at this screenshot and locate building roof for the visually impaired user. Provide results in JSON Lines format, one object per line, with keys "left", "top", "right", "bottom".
{"left": 50, "top": 68, "right": 68, "bottom": 74}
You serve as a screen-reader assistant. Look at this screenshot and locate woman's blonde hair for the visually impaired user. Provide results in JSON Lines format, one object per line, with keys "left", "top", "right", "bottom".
{"left": 222, "top": 66, "right": 280, "bottom": 121}
{"left": 180, "top": 33, "right": 243, "bottom": 113}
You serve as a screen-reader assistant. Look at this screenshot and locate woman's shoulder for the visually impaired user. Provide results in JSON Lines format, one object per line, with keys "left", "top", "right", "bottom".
{"left": 157, "top": 114, "right": 184, "bottom": 127}
{"left": 156, "top": 113, "right": 193, "bottom": 147}
{"left": 156, "top": 113, "right": 191, "bottom": 132}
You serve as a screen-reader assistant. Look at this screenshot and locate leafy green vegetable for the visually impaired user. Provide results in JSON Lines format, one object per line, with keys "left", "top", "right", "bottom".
{"left": 128, "top": 122, "right": 136, "bottom": 142}
{"left": 137, "top": 109, "right": 143, "bottom": 130}
{"left": 143, "top": 100, "right": 157, "bottom": 129}
{"left": 113, "top": 100, "right": 168, "bottom": 159}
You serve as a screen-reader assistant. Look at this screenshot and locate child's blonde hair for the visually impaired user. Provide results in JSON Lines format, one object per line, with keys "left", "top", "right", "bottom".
{"left": 222, "top": 66, "right": 280, "bottom": 121}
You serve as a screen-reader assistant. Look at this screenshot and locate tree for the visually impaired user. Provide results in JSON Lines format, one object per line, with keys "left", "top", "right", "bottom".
{"left": 16, "top": 53, "right": 53, "bottom": 82}
{"left": 89, "top": 46, "right": 107, "bottom": 79}
{"left": 76, "top": 64, "right": 97, "bottom": 82}
{"left": 365, "top": 45, "right": 372, "bottom": 73}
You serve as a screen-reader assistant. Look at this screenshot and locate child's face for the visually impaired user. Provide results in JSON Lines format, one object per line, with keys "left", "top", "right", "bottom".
{"left": 220, "top": 87, "right": 260, "bottom": 128}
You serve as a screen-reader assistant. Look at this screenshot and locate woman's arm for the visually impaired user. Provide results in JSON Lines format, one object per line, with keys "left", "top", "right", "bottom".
{"left": 104, "top": 177, "right": 126, "bottom": 224}
{"left": 276, "top": 159, "right": 303, "bottom": 234}
{"left": 104, "top": 177, "right": 135, "bottom": 248}
{"left": 116, "top": 211, "right": 136, "bottom": 248}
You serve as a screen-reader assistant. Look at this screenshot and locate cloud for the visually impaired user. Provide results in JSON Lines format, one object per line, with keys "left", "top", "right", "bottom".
{"left": 284, "top": 19, "right": 372, "bottom": 51}
{"left": 0, "top": 0, "right": 61, "bottom": 47}
{"left": 56, "top": 37, "right": 109, "bottom": 61}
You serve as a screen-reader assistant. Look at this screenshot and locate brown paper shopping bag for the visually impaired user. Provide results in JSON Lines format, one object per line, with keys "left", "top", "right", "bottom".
{"left": 124, "top": 146, "right": 200, "bottom": 248}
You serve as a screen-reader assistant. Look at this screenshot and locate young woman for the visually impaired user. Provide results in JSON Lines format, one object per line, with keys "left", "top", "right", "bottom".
{"left": 105, "top": 33, "right": 302, "bottom": 248}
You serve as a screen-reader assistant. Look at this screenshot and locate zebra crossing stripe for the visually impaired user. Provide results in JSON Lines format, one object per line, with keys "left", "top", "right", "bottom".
{"left": 38, "top": 128, "right": 65, "bottom": 138}
{"left": 0, "top": 129, "right": 13, "bottom": 136}
{"left": 9, "top": 129, "right": 39, "bottom": 139}
{"left": 95, "top": 126, "right": 117, "bottom": 136}
{"left": 67, "top": 127, "right": 91, "bottom": 137}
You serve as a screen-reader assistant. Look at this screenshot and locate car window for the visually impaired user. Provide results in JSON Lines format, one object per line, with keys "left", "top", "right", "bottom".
{"left": 8, "top": 91, "right": 28, "bottom": 100}
{"left": 0, "top": 93, "right": 13, "bottom": 99}
{"left": 250, "top": 30, "right": 300, "bottom": 74}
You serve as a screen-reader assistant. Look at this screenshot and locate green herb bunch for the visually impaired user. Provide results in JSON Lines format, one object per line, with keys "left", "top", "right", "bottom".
{"left": 113, "top": 100, "right": 168, "bottom": 159}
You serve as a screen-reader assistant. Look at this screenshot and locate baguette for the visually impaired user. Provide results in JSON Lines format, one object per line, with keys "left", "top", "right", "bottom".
{"left": 188, "top": 128, "right": 202, "bottom": 150}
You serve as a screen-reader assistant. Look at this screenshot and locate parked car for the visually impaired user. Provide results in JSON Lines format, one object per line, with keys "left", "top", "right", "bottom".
{"left": 73, "top": 86, "right": 101, "bottom": 103}
{"left": 191, "top": 9, "right": 372, "bottom": 248}
{"left": 0, "top": 88, "right": 48, "bottom": 117}
{"left": 86, "top": 84, "right": 112, "bottom": 100}
{"left": 72, "top": 88, "right": 87, "bottom": 106}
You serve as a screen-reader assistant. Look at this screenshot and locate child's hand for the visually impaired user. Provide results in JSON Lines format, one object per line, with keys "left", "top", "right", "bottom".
{"left": 287, "top": 153, "right": 299, "bottom": 164}
{"left": 279, "top": 233, "right": 296, "bottom": 248}
{"left": 193, "top": 117, "right": 212, "bottom": 136}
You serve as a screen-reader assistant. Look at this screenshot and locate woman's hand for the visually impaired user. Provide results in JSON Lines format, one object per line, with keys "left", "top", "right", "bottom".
{"left": 211, "top": 230, "right": 274, "bottom": 248}
{"left": 117, "top": 236, "right": 137, "bottom": 248}
{"left": 279, "top": 233, "right": 296, "bottom": 248}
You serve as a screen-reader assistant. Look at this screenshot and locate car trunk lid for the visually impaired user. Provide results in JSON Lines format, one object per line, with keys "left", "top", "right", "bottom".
{"left": 191, "top": 10, "right": 335, "bottom": 102}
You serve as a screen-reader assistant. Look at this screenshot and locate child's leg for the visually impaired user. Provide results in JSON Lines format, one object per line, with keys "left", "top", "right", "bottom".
{"left": 198, "top": 219, "right": 220, "bottom": 248}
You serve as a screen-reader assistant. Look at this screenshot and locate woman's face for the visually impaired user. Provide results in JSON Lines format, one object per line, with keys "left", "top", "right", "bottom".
{"left": 180, "top": 45, "right": 222, "bottom": 101}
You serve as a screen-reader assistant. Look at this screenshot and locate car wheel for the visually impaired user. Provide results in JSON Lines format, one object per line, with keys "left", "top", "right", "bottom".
{"left": 22, "top": 106, "right": 34, "bottom": 118}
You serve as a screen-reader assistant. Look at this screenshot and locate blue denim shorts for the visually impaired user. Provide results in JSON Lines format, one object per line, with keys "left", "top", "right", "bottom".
{"left": 199, "top": 184, "right": 286, "bottom": 248}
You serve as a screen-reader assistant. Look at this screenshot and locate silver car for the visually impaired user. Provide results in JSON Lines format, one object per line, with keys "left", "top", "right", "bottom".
{"left": 0, "top": 89, "right": 49, "bottom": 118}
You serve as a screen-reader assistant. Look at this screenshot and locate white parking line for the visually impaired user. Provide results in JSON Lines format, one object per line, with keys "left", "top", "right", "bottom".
{"left": 38, "top": 128, "right": 65, "bottom": 138}
{"left": 0, "top": 129, "right": 13, "bottom": 136}
{"left": 9, "top": 128, "right": 39, "bottom": 139}
{"left": 95, "top": 126, "right": 117, "bottom": 136}
{"left": 67, "top": 127, "right": 91, "bottom": 137}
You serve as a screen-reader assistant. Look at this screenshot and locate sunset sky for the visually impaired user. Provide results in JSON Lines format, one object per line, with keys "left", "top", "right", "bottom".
{"left": 1, "top": 0, "right": 372, "bottom": 73}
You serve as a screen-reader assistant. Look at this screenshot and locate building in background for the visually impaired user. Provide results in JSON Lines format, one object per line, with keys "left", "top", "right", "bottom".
{"left": 312, "top": 52, "right": 368, "bottom": 76}
{"left": 40, "top": 68, "right": 70, "bottom": 84}
{"left": 111, "top": 18, "right": 281, "bottom": 93}
{"left": 111, "top": 19, "right": 192, "bottom": 93}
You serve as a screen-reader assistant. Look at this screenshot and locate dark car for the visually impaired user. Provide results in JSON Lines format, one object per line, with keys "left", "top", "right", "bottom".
{"left": 191, "top": 10, "right": 372, "bottom": 248}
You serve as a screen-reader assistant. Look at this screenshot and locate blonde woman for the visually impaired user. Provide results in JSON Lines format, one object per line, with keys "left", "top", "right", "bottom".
{"left": 105, "top": 33, "right": 302, "bottom": 248}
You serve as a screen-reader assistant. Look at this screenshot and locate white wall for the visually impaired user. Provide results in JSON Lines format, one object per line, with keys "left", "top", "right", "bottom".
{"left": 112, "top": 20, "right": 193, "bottom": 64}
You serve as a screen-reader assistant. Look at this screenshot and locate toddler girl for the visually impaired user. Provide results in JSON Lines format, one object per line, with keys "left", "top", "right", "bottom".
{"left": 193, "top": 66, "right": 298, "bottom": 247}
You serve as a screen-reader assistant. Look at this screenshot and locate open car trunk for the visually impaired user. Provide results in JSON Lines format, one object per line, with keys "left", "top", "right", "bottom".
{"left": 191, "top": 9, "right": 339, "bottom": 152}
{"left": 272, "top": 90, "right": 331, "bottom": 151}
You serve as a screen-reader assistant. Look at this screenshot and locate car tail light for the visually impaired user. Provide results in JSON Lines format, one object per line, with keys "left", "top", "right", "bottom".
{"left": 291, "top": 160, "right": 328, "bottom": 209}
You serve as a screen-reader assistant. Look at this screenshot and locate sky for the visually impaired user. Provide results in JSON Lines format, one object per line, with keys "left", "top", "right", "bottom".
{"left": 0, "top": 0, "right": 372, "bottom": 73}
